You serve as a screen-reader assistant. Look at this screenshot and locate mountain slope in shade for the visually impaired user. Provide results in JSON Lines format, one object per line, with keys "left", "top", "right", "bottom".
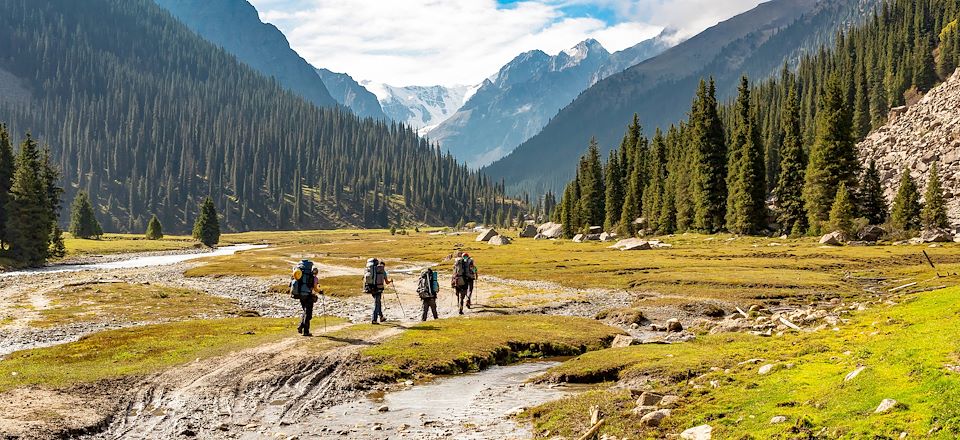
{"left": 486, "top": 0, "right": 876, "bottom": 196}
{"left": 153, "top": 0, "right": 337, "bottom": 109}
{"left": 431, "top": 33, "right": 673, "bottom": 167}
{"left": 363, "top": 82, "right": 476, "bottom": 133}
{"left": 316, "top": 68, "right": 387, "bottom": 120}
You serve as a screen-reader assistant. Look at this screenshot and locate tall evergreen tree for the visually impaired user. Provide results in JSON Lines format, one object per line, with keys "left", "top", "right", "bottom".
{"left": 914, "top": 35, "right": 938, "bottom": 92}
{"left": 146, "top": 214, "right": 164, "bottom": 240}
{"left": 193, "top": 197, "right": 221, "bottom": 247}
{"left": 828, "top": 182, "right": 856, "bottom": 236}
{"left": 774, "top": 85, "right": 807, "bottom": 235}
{"left": 578, "top": 138, "right": 605, "bottom": 228}
{"left": 5, "top": 134, "right": 51, "bottom": 266}
{"left": 921, "top": 163, "right": 949, "bottom": 229}
{"left": 890, "top": 169, "right": 922, "bottom": 232}
{"left": 603, "top": 151, "right": 623, "bottom": 232}
{"left": 690, "top": 78, "right": 727, "bottom": 232}
{"left": 0, "top": 125, "right": 13, "bottom": 249}
{"left": 619, "top": 172, "right": 641, "bottom": 236}
{"left": 725, "top": 76, "right": 767, "bottom": 234}
{"left": 803, "top": 75, "right": 857, "bottom": 233}
{"left": 642, "top": 129, "right": 667, "bottom": 233}
{"left": 858, "top": 160, "right": 888, "bottom": 225}
{"left": 69, "top": 191, "right": 103, "bottom": 239}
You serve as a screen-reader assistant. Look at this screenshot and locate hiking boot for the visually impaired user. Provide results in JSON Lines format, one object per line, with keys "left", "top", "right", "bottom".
{"left": 459, "top": 310, "right": 464, "bottom": 315}
{"left": 297, "top": 325, "right": 303, "bottom": 334}
{"left": 302, "top": 332, "right": 313, "bottom": 337}
{"left": 372, "top": 321, "right": 379, "bottom": 325}
{"left": 466, "top": 299, "right": 471, "bottom": 309}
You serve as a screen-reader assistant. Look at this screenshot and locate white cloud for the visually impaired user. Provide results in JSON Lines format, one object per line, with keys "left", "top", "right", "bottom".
{"left": 248, "top": 0, "right": 765, "bottom": 86}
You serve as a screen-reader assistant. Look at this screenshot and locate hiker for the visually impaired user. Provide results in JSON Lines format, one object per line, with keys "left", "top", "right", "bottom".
{"left": 451, "top": 253, "right": 473, "bottom": 314}
{"left": 291, "top": 259, "right": 321, "bottom": 336}
{"left": 417, "top": 267, "right": 440, "bottom": 321}
{"left": 363, "top": 258, "right": 392, "bottom": 324}
{"left": 462, "top": 253, "right": 478, "bottom": 308}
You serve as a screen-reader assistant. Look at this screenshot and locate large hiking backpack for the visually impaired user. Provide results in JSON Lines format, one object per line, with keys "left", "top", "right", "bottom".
{"left": 417, "top": 269, "right": 437, "bottom": 299}
{"left": 452, "top": 257, "right": 467, "bottom": 287}
{"left": 363, "top": 258, "right": 385, "bottom": 293}
{"left": 292, "top": 260, "right": 315, "bottom": 298}
{"left": 462, "top": 256, "right": 476, "bottom": 280}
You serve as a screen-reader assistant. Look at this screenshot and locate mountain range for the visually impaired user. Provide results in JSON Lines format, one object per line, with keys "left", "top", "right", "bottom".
{"left": 431, "top": 31, "right": 674, "bottom": 167}
{"left": 485, "top": 0, "right": 879, "bottom": 196}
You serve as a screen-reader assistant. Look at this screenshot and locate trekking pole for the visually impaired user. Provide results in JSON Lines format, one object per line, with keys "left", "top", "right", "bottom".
{"left": 321, "top": 294, "right": 327, "bottom": 332}
{"left": 391, "top": 283, "right": 407, "bottom": 319}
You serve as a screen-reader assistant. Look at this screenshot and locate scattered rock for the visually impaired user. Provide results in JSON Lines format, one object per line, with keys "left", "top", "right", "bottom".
{"left": 659, "top": 395, "right": 681, "bottom": 409}
{"left": 588, "top": 226, "right": 603, "bottom": 234}
{"left": 680, "top": 424, "right": 713, "bottom": 440}
{"left": 572, "top": 234, "right": 585, "bottom": 243}
{"left": 758, "top": 363, "right": 777, "bottom": 375}
{"left": 921, "top": 228, "right": 954, "bottom": 243}
{"left": 537, "top": 222, "right": 563, "bottom": 239}
{"left": 844, "top": 366, "right": 867, "bottom": 382}
{"left": 858, "top": 225, "right": 886, "bottom": 242}
{"left": 377, "top": 405, "right": 389, "bottom": 413}
{"left": 599, "top": 232, "right": 618, "bottom": 242}
{"left": 610, "top": 335, "right": 637, "bottom": 348}
{"left": 518, "top": 224, "right": 538, "bottom": 238}
{"left": 639, "top": 409, "right": 670, "bottom": 427}
{"left": 666, "top": 319, "right": 683, "bottom": 333}
{"left": 488, "top": 235, "right": 512, "bottom": 246}
{"left": 875, "top": 398, "right": 899, "bottom": 414}
{"left": 770, "top": 416, "right": 787, "bottom": 424}
{"left": 475, "top": 229, "right": 498, "bottom": 242}
{"left": 819, "top": 231, "right": 846, "bottom": 246}
{"left": 636, "top": 392, "right": 663, "bottom": 407}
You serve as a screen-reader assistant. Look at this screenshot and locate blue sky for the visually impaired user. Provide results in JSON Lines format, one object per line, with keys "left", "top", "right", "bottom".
{"left": 249, "top": 0, "right": 766, "bottom": 86}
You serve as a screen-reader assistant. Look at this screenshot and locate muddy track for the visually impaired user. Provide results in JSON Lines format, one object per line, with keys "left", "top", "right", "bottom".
{"left": 86, "top": 324, "right": 404, "bottom": 439}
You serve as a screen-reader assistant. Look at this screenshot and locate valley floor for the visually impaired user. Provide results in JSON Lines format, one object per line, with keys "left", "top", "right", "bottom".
{"left": 0, "top": 229, "right": 958, "bottom": 439}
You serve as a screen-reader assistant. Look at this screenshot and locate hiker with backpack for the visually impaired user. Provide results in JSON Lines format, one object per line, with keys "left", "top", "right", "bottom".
{"left": 462, "top": 253, "right": 478, "bottom": 308}
{"left": 291, "top": 259, "right": 323, "bottom": 336}
{"left": 417, "top": 267, "right": 440, "bottom": 321}
{"left": 363, "top": 258, "right": 392, "bottom": 324}
{"left": 451, "top": 253, "right": 476, "bottom": 315}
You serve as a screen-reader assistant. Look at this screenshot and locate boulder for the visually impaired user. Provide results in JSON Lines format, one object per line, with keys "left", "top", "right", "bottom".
{"left": 819, "top": 231, "right": 846, "bottom": 246}
{"left": 844, "top": 366, "right": 866, "bottom": 382}
{"left": 624, "top": 241, "right": 653, "bottom": 251}
{"left": 858, "top": 225, "right": 886, "bottom": 242}
{"left": 666, "top": 318, "right": 683, "bottom": 332}
{"left": 476, "top": 229, "right": 499, "bottom": 242}
{"left": 519, "top": 224, "right": 538, "bottom": 238}
{"left": 639, "top": 409, "right": 670, "bottom": 427}
{"left": 680, "top": 425, "right": 713, "bottom": 440}
{"left": 588, "top": 226, "right": 603, "bottom": 234}
{"left": 537, "top": 222, "right": 563, "bottom": 239}
{"left": 921, "top": 228, "right": 954, "bottom": 243}
{"left": 488, "top": 235, "right": 512, "bottom": 246}
{"left": 874, "top": 398, "right": 899, "bottom": 414}
{"left": 572, "top": 234, "right": 585, "bottom": 243}
{"left": 585, "top": 234, "right": 602, "bottom": 241}
{"left": 770, "top": 416, "right": 787, "bottom": 424}
{"left": 636, "top": 392, "right": 663, "bottom": 406}
{"left": 659, "top": 395, "right": 681, "bottom": 409}
{"left": 599, "top": 232, "right": 618, "bottom": 242}
{"left": 610, "top": 335, "right": 636, "bottom": 348}
{"left": 758, "top": 363, "right": 777, "bottom": 375}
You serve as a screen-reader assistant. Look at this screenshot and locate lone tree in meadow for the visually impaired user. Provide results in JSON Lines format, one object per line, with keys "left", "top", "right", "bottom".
{"left": 145, "top": 214, "right": 163, "bottom": 240}
{"left": 193, "top": 197, "right": 220, "bottom": 247}
{"left": 921, "top": 163, "right": 949, "bottom": 230}
{"left": 828, "top": 183, "right": 856, "bottom": 237}
{"left": 890, "top": 169, "right": 922, "bottom": 232}
{"left": 69, "top": 191, "right": 102, "bottom": 239}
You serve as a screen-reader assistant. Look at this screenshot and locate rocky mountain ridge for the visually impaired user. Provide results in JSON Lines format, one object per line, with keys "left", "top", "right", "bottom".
{"left": 859, "top": 68, "right": 960, "bottom": 225}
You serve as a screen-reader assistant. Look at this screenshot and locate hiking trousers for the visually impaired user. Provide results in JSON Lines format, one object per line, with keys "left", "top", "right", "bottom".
{"left": 421, "top": 298, "right": 438, "bottom": 321}
{"left": 465, "top": 278, "right": 475, "bottom": 304}
{"left": 371, "top": 291, "right": 385, "bottom": 323}
{"left": 455, "top": 286, "right": 469, "bottom": 314}
{"left": 298, "top": 296, "right": 313, "bottom": 334}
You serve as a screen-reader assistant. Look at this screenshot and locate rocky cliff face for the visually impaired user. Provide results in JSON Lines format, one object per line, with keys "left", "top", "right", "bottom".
{"left": 315, "top": 68, "right": 387, "bottom": 120}
{"left": 859, "top": 69, "right": 960, "bottom": 225}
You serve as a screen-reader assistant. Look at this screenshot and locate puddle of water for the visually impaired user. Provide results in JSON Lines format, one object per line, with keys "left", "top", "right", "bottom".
{"left": 258, "top": 361, "right": 578, "bottom": 440}
{"left": 0, "top": 244, "right": 267, "bottom": 278}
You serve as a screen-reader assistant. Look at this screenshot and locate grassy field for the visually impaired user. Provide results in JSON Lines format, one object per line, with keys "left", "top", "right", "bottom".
{"left": 525, "top": 286, "right": 960, "bottom": 439}
{"left": 63, "top": 233, "right": 199, "bottom": 256}
{"left": 32, "top": 282, "right": 241, "bottom": 328}
{"left": 361, "top": 315, "right": 622, "bottom": 378}
{"left": 0, "top": 317, "right": 349, "bottom": 392}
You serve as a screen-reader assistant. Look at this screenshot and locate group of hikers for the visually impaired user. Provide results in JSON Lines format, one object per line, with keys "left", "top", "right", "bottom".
{"left": 288, "top": 252, "right": 479, "bottom": 335}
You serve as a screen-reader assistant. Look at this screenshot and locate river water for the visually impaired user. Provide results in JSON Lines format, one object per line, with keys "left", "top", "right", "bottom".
{"left": 0, "top": 244, "right": 267, "bottom": 278}
{"left": 254, "top": 361, "right": 579, "bottom": 440}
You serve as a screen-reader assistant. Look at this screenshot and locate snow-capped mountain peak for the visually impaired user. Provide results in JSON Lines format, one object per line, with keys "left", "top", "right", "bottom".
{"left": 360, "top": 81, "right": 476, "bottom": 133}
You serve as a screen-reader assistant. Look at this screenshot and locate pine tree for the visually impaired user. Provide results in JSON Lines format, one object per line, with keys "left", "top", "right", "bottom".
{"left": 828, "top": 183, "right": 856, "bottom": 236}
{"left": 921, "top": 163, "right": 949, "bottom": 230}
{"left": 642, "top": 129, "right": 667, "bottom": 233}
{"left": 774, "top": 84, "right": 807, "bottom": 235}
{"left": 803, "top": 75, "right": 857, "bottom": 233}
{"left": 0, "top": 124, "right": 13, "bottom": 249}
{"left": 858, "top": 160, "right": 888, "bottom": 225}
{"left": 890, "top": 169, "right": 922, "bottom": 232}
{"left": 192, "top": 196, "right": 221, "bottom": 247}
{"left": 619, "top": 172, "right": 641, "bottom": 236}
{"left": 69, "top": 191, "right": 103, "bottom": 239}
{"left": 5, "top": 134, "right": 51, "bottom": 266}
{"left": 852, "top": 66, "right": 872, "bottom": 139}
{"left": 725, "top": 76, "right": 767, "bottom": 234}
{"left": 48, "top": 225, "right": 66, "bottom": 259}
{"left": 146, "top": 214, "right": 164, "bottom": 240}
{"left": 938, "top": 25, "right": 958, "bottom": 79}
{"left": 914, "top": 35, "right": 937, "bottom": 92}
{"left": 579, "top": 138, "right": 605, "bottom": 228}
{"left": 690, "top": 78, "right": 727, "bottom": 232}
{"left": 603, "top": 151, "right": 623, "bottom": 232}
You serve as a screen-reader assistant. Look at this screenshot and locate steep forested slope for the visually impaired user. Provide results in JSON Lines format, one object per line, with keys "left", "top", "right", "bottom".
{"left": 486, "top": 0, "right": 875, "bottom": 196}
{"left": 0, "top": 0, "right": 509, "bottom": 233}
